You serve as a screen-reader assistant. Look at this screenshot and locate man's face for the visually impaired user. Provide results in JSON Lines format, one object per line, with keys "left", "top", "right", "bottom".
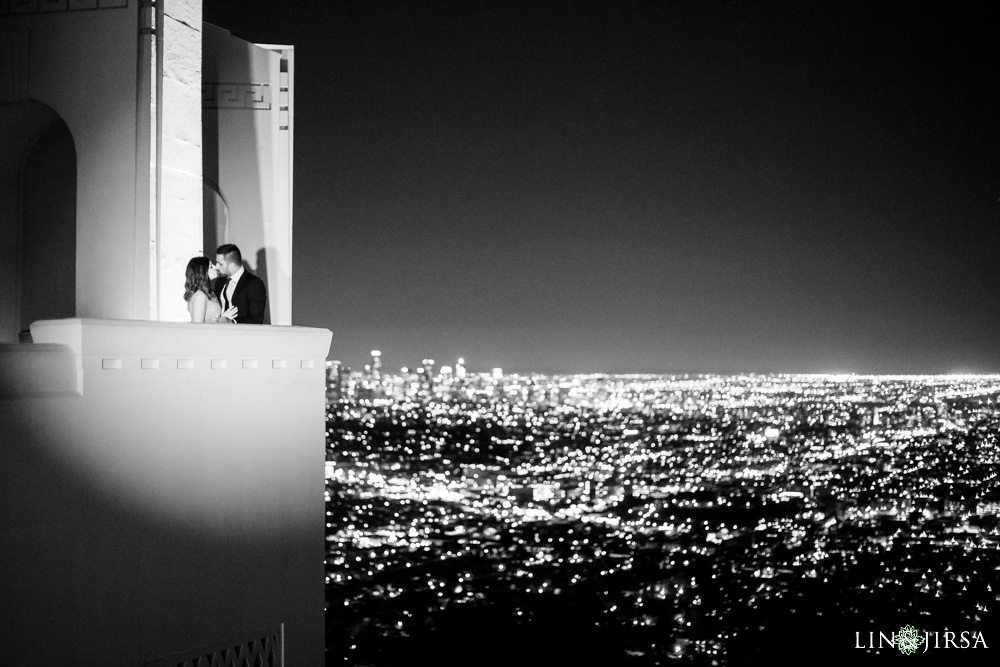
{"left": 214, "top": 255, "right": 231, "bottom": 277}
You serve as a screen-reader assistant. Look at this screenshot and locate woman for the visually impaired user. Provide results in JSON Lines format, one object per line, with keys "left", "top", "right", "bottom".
{"left": 184, "top": 256, "right": 236, "bottom": 323}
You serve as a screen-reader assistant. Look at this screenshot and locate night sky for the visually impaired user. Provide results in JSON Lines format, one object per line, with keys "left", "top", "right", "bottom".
{"left": 203, "top": 1, "right": 1000, "bottom": 375}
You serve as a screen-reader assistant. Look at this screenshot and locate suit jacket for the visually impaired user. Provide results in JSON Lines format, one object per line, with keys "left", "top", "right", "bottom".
{"left": 215, "top": 269, "right": 267, "bottom": 324}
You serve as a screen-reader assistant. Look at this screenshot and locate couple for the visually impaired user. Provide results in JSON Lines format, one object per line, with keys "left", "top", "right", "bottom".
{"left": 184, "top": 244, "right": 267, "bottom": 324}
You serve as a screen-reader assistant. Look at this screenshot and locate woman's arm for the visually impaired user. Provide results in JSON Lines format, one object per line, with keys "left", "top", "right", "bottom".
{"left": 189, "top": 291, "right": 208, "bottom": 322}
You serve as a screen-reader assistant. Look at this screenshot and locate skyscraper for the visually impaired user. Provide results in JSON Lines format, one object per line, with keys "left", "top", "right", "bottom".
{"left": 421, "top": 358, "right": 436, "bottom": 394}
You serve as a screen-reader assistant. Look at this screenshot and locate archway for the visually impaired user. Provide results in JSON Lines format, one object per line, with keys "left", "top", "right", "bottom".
{"left": 203, "top": 177, "right": 230, "bottom": 256}
{"left": 0, "top": 101, "right": 76, "bottom": 342}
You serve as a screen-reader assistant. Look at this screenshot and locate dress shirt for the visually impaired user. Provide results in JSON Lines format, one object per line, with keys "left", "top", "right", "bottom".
{"left": 223, "top": 266, "right": 244, "bottom": 316}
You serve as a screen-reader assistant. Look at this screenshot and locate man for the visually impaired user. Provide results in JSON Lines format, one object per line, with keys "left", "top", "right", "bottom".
{"left": 213, "top": 244, "right": 267, "bottom": 324}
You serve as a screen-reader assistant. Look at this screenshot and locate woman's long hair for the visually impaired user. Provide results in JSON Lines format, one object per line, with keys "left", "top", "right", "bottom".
{"left": 184, "top": 257, "right": 215, "bottom": 302}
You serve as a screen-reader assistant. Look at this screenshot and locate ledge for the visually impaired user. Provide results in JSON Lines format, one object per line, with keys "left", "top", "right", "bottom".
{"left": 0, "top": 318, "right": 332, "bottom": 399}
{"left": 30, "top": 317, "right": 331, "bottom": 358}
{"left": 0, "top": 342, "right": 81, "bottom": 398}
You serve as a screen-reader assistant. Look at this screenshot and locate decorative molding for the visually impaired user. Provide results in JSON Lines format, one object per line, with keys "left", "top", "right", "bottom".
{"left": 145, "top": 627, "right": 283, "bottom": 667}
{"left": 138, "top": 0, "right": 153, "bottom": 34}
{"left": 80, "top": 358, "right": 324, "bottom": 371}
{"left": 202, "top": 83, "right": 272, "bottom": 110}
{"left": 277, "top": 61, "right": 291, "bottom": 130}
{"left": 3, "top": 0, "right": 127, "bottom": 14}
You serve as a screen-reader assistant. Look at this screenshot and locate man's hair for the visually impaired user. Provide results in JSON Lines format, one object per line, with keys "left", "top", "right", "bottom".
{"left": 216, "top": 243, "right": 242, "bottom": 266}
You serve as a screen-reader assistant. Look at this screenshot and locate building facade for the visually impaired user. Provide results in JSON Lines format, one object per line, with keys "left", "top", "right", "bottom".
{"left": 1, "top": 2, "right": 325, "bottom": 664}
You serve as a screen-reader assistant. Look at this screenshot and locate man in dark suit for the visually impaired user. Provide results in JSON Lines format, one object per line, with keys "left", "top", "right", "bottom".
{"left": 213, "top": 243, "right": 267, "bottom": 324}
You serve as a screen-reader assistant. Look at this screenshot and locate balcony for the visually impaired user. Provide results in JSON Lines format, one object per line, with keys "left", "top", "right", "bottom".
{"left": 0, "top": 318, "right": 331, "bottom": 666}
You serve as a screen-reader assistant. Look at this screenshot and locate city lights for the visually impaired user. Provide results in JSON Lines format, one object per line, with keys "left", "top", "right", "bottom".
{"left": 324, "top": 365, "right": 1000, "bottom": 662}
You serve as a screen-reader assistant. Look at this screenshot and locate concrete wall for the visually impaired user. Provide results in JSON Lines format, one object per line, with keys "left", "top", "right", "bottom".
{"left": 157, "top": 0, "right": 205, "bottom": 322}
{"left": 0, "top": 319, "right": 331, "bottom": 666}
{"left": 203, "top": 24, "right": 294, "bottom": 325}
{"left": 1, "top": 2, "right": 147, "bottom": 331}
{"left": 0, "top": 1, "right": 207, "bottom": 330}
{"left": 0, "top": 4, "right": 318, "bottom": 664}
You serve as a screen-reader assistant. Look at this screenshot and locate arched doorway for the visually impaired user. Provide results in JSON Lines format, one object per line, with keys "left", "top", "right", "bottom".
{"left": 0, "top": 102, "right": 76, "bottom": 342}
{"left": 203, "top": 177, "right": 230, "bottom": 256}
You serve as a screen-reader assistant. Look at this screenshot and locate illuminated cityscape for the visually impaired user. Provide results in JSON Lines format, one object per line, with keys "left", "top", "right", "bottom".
{"left": 324, "top": 362, "right": 1000, "bottom": 663}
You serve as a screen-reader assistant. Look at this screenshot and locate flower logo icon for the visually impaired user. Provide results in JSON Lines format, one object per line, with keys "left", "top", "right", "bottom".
{"left": 896, "top": 625, "right": 924, "bottom": 655}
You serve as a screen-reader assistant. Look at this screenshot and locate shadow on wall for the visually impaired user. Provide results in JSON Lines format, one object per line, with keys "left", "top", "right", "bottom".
{"left": 0, "top": 319, "right": 332, "bottom": 664}
{"left": 203, "top": 177, "right": 229, "bottom": 257}
{"left": 21, "top": 116, "right": 76, "bottom": 330}
{"left": 0, "top": 102, "right": 76, "bottom": 343}
{"left": 0, "top": 403, "right": 310, "bottom": 665}
{"left": 253, "top": 247, "right": 271, "bottom": 324}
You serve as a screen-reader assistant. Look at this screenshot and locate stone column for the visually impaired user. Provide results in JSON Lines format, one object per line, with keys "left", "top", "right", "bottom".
{"left": 156, "top": 0, "right": 204, "bottom": 321}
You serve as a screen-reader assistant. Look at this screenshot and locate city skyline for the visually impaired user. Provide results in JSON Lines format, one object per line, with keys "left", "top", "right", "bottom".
{"left": 204, "top": 1, "right": 1000, "bottom": 375}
